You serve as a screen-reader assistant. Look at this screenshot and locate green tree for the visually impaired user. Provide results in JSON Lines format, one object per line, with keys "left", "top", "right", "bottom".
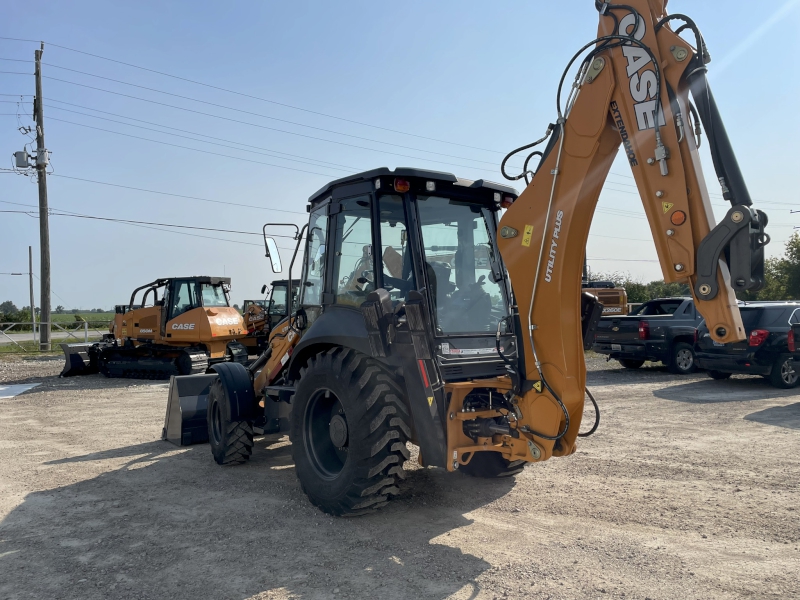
{"left": 0, "top": 301, "right": 19, "bottom": 317}
{"left": 55, "top": 305, "right": 65, "bottom": 314}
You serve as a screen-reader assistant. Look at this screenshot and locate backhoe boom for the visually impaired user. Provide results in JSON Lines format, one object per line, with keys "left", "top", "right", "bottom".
{"left": 496, "top": 0, "right": 768, "bottom": 459}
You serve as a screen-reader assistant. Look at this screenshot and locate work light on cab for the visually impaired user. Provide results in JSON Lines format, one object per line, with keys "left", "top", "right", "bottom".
{"left": 394, "top": 178, "right": 411, "bottom": 193}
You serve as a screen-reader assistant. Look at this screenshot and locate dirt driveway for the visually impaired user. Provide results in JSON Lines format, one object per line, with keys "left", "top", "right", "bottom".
{"left": 0, "top": 355, "right": 798, "bottom": 599}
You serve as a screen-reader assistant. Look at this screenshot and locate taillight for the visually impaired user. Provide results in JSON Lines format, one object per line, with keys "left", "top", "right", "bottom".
{"left": 749, "top": 329, "right": 769, "bottom": 347}
{"left": 788, "top": 328, "right": 796, "bottom": 352}
{"left": 639, "top": 321, "right": 650, "bottom": 340}
{"left": 694, "top": 328, "right": 698, "bottom": 344}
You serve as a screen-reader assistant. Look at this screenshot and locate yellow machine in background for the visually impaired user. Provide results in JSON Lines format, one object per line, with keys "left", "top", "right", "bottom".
{"left": 62, "top": 276, "right": 248, "bottom": 378}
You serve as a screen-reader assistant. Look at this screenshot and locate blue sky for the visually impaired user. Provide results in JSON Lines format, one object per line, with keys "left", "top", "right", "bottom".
{"left": 2, "top": 0, "right": 799, "bottom": 309}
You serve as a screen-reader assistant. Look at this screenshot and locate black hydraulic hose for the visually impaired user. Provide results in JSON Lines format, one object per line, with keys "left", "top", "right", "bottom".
{"left": 494, "top": 316, "right": 570, "bottom": 442}
{"left": 522, "top": 151, "right": 543, "bottom": 184}
{"left": 578, "top": 388, "right": 600, "bottom": 437}
{"left": 248, "top": 346, "right": 272, "bottom": 375}
{"left": 500, "top": 127, "right": 553, "bottom": 182}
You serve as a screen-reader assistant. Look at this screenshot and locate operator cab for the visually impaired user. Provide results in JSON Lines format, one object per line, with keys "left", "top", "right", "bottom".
{"left": 265, "top": 168, "right": 518, "bottom": 381}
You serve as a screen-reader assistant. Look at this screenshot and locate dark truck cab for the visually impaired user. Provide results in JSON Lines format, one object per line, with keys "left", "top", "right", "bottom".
{"left": 695, "top": 302, "right": 800, "bottom": 388}
{"left": 592, "top": 297, "right": 701, "bottom": 374}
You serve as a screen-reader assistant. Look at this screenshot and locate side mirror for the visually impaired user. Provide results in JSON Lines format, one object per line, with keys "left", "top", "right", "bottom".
{"left": 260, "top": 284, "right": 267, "bottom": 294}
{"left": 264, "top": 237, "right": 282, "bottom": 273}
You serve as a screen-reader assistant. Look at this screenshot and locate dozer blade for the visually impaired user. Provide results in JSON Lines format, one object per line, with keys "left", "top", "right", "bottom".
{"left": 59, "top": 343, "right": 99, "bottom": 377}
{"left": 162, "top": 374, "right": 218, "bottom": 446}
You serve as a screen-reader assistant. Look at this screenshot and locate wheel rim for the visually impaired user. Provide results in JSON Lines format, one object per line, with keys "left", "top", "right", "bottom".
{"left": 676, "top": 349, "right": 693, "bottom": 370}
{"left": 303, "top": 388, "right": 348, "bottom": 480}
{"left": 781, "top": 359, "right": 797, "bottom": 384}
{"left": 211, "top": 397, "right": 223, "bottom": 445}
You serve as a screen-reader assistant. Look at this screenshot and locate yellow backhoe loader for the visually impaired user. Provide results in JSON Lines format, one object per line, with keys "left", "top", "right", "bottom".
{"left": 165, "top": 0, "right": 768, "bottom": 515}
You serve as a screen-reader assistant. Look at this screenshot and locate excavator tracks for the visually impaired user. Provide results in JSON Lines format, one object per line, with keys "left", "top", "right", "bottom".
{"left": 97, "top": 345, "right": 209, "bottom": 380}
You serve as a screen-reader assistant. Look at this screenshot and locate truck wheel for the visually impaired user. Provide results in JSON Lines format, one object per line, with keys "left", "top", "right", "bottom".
{"left": 207, "top": 378, "right": 254, "bottom": 465}
{"left": 619, "top": 359, "right": 644, "bottom": 369}
{"left": 769, "top": 355, "right": 800, "bottom": 389}
{"left": 707, "top": 370, "right": 732, "bottom": 380}
{"left": 667, "top": 343, "right": 696, "bottom": 375}
{"left": 460, "top": 452, "right": 525, "bottom": 478}
{"left": 290, "top": 348, "right": 411, "bottom": 516}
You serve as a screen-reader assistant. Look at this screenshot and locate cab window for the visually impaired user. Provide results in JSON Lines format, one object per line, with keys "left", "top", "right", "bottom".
{"left": 200, "top": 283, "right": 228, "bottom": 307}
{"left": 332, "top": 196, "right": 375, "bottom": 306}
{"left": 378, "top": 194, "right": 415, "bottom": 301}
{"left": 301, "top": 210, "right": 328, "bottom": 306}
{"left": 170, "top": 280, "right": 197, "bottom": 319}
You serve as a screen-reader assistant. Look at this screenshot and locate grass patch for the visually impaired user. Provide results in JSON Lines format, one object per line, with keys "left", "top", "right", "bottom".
{"left": 0, "top": 336, "right": 104, "bottom": 354}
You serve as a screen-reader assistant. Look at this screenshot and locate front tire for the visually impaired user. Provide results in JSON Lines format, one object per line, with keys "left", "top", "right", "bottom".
{"left": 619, "top": 359, "right": 644, "bottom": 369}
{"left": 460, "top": 452, "right": 525, "bottom": 478}
{"left": 769, "top": 355, "right": 800, "bottom": 389}
{"left": 290, "top": 348, "right": 411, "bottom": 516}
{"left": 667, "top": 342, "right": 697, "bottom": 375}
{"left": 207, "top": 378, "right": 254, "bottom": 465}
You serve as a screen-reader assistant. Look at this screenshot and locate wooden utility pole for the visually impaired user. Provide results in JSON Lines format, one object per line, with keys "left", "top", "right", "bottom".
{"left": 34, "top": 43, "right": 51, "bottom": 351}
{"left": 29, "top": 245, "right": 36, "bottom": 345}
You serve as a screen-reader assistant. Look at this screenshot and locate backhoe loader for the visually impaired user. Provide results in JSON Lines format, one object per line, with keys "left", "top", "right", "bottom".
{"left": 62, "top": 276, "right": 248, "bottom": 379}
{"left": 240, "top": 279, "right": 300, "bottom": 353}
{"left": 165, "top": 0, "right": 769, "bottom": 515}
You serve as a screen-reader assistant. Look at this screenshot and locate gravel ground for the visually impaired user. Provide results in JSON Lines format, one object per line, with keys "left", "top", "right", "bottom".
{"left": 0, "top": 353, "right": 798, "bottom": 599}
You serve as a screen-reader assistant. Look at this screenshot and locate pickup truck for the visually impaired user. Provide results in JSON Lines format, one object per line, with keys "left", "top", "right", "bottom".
{"left": 592, "top": 297, "right": 702, "bottom": 375}
{"left": 695, "top": 302, "right": 800, "bottom": 388}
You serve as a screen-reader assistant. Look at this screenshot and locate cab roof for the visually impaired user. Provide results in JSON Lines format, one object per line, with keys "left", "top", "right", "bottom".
{"left": 308, "top": 167, "right": 519, "bottom": 206}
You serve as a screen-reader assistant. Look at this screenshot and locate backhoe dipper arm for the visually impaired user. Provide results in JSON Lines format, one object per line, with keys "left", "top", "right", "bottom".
{"left": 496, "top": 0, "right": 768, "bottom": 460}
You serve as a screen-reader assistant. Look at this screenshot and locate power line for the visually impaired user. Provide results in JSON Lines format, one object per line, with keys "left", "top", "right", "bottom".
{"left": 42, "top": 77, "right": 506, "bottom": 174}
{"left": 46, "top": 102, "right": 356, "bottom": 172}
{"left": 43, "top": 64, "right": 503, "bottom": 167}
{"left": 49, "top": 99, "right": 357, "bottom": 170}
{"left": 48, "top": 116, "right": 341, "bottom": 178}
{"left": 0, "top": 199, "right": 299, "bottom": 250}
{"left": 0, "top": 38, "right": 502, "bottom": 154}
{"left": 48, "top": 174, "right": 307, "bottom": 214}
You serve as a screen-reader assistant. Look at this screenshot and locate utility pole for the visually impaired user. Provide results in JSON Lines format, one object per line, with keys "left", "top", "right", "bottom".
{"left": 29, "top": 245, "right": 36, "bottom": 345}
{"left": 34, "top": 43, "right": 51, "bottom": 351}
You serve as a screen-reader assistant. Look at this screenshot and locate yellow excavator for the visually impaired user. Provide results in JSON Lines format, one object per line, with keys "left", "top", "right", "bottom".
{"left": 164, "top": 0, "right": 768, "bottom": 514}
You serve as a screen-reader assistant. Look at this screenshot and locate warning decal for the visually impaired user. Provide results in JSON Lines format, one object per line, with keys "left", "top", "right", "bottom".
{"left": 522, "top": 225, "right": 534, "bottom": 247}
{"left": 662, "top": 202, "right": 674, "bottom": 214}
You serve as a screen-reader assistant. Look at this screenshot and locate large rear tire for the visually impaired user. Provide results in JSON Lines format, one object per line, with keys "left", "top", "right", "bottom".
{"left": 460, "top": 452, "right": 525, "bottom": 478}
{"left": 207, "top": 378, "right": 254, "bottom": 465}
{"left": 290, "top": 348, "right": 410, "bottom": 516}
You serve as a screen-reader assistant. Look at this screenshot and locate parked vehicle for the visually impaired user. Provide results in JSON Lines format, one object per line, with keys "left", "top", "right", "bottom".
{"left": 592, "top": 297, "right": 701, "bottom": 374}
{"left": 695, "top": 302, "right": 800, "bottom": 388}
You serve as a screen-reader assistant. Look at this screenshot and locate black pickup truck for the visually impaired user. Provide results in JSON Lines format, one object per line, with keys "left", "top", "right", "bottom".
{"left": 592, "top": 297, "right": 701, "bottom": 374}
{"left": 695, "top": 302, "right": 800, "bottom": 388}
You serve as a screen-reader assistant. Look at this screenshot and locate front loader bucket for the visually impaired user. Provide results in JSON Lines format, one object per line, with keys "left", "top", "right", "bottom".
{"left": 162, "top": 374, "right": 217, "bottom": 446}
{"left": 59, "top": 343, "right": 99, "bottom": 377}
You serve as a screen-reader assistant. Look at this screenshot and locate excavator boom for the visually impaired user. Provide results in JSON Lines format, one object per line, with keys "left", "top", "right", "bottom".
{"left": 496, "top": 0, "right": 768, "bottom": 458}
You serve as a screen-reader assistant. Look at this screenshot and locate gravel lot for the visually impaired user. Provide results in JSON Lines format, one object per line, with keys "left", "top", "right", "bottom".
{"left": 0, "top": 353, "right": 798, "bottom": 599}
